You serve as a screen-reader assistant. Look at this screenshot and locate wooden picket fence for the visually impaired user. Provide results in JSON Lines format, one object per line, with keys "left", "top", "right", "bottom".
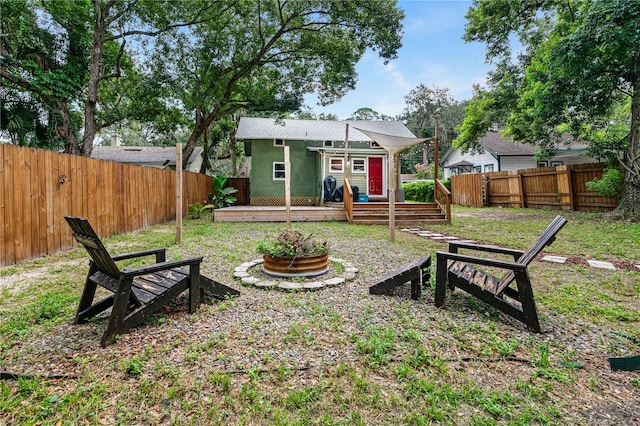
{"left": 1, "top": 144, "right": 213, "bottom": 267}
{"left": 450, "top": 162, "right": 619, "bottom": 211}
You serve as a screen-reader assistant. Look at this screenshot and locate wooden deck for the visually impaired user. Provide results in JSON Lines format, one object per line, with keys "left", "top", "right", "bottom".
{"left": 213, "top": 206, "right": 348, "bottom": 222}
{"left": 213, "top": 202, "right": 449, "bottom": 225}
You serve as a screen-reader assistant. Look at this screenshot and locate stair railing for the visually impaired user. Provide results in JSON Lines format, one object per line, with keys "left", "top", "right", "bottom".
{"left": 344, "top": 178, "right": 354, "bottom": 224}
{"left": 435, "top": 179, "right": 451, "bottom": 224}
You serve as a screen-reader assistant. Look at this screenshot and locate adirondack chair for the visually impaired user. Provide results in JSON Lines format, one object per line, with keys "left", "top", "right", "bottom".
{"left": 434, "top": 215, "right": 567, "bottom": 332}
{"left": 65, "top": 216, "right": 239, "bottom": 346}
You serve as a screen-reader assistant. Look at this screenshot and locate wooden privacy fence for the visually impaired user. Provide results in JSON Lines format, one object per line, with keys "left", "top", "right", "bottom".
{"left": 450, "top": 162, "right": 619, "bottom": 211}
{"left": 1, "top": 144, "right": 213, "bottom": 267}
{"left": 225, "top": 177, "right": 250, "bottom": 205}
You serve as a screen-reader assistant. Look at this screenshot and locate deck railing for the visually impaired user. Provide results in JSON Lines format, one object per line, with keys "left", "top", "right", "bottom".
{"left": 344, "top": 178, "right": 354, "bottom": 223}
{"left": 435, "top": 179, "right": 451, "bottom": 224}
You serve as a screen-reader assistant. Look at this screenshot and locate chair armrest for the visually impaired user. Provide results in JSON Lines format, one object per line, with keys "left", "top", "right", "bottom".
{"left": 111, "top": 248, "right": 167, "bottom": 262}
{"left": 436, "top": 251, "right": 527, "bottom": 272}
{"left": 448, "top": 242, "right": 525, "bottom": 261}
{"left": 121, "top": 256, "right": 203, "bottom": 278}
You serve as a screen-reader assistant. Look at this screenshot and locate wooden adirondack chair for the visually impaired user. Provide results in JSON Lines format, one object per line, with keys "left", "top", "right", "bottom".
{"left": 65, "top": 216, "right": 239, "bottom": 346}
{"left": 434, "top": 215, "right": 567, "bottom": 332}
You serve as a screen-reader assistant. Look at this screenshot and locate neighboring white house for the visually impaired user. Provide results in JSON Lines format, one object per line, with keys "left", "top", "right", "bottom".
{"left": 441, "top": 132, "right": 597, "bottom": 179}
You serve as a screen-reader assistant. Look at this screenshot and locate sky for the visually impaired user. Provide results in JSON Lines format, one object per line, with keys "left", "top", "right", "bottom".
{"left": 305, "top": 0, "right": 493, "bottom": 120}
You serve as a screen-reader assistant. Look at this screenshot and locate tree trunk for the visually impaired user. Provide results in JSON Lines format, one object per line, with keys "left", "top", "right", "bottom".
{"left": 183, "top": 108, "right": 218, "bottom": 170}
{"left": 610, "top": 88, "right": 640, "bottom": 221}
{"left": 229, "top": 133, "right": 237, "bottom": 177}
{"left": 81, "top": 0, "right": 108, "bottom": 157}
{"left": 55, "top": 100, "right": 79, "bottom": 155}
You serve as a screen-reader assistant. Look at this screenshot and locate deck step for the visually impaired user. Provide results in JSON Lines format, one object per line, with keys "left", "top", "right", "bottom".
{"left": 350, "top": 201, "right": 447, "bottom": 225}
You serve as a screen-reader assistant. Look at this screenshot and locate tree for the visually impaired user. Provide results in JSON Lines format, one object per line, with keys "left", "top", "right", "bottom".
{"left": 457, "top": 0, "right": 640, "bottom": 219}
{"left": 348, "top": 107, "right": 394, "bottom": 121}
{"left": 80, "top": 0, "right": 216, "bottom": 156}
{"left": 401, "top": 84, "right": 466, "bottom": 172}
{"left": 150, "top": 0, "right": 404, "bottom": 169}
{"left": 1, "top": 0, "right": 91, "bottom": 151}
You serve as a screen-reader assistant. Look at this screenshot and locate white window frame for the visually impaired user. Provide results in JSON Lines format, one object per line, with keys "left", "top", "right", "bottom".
{"left": 274, "top": 138, "right": 284, "bottom": 147}
{"left": 351, "top": 158, "right": 366, "bottom": 174}
{"left": 329, "top": 157, "right": 344, "bottom": 173}
{"left": 484, "top": 164, "right": 494, "bottom": 172}
{"left": 323, "top": 140, "right": 334, "bottom": 148}
{"left": 473, "top": 166, "right": 482, "bottom": 173}
{"left": 273, "top": 162, "right": 285, "bottom": 180}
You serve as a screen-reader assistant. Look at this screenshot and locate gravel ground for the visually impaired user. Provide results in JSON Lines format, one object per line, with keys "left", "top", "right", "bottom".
{"left": 2, "top": 222, "right": 639, "bottom": 425}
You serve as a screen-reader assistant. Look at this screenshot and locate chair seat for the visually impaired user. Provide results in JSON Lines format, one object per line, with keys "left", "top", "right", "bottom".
{"left": 89, "top": 267, "right": 190, "bottom": 305}
{"left": 448, "top": 261, "right": 499, "bottom": 294}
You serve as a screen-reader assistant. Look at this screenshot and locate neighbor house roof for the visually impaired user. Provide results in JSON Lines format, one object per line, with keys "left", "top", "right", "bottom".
{"left": 235, "top": 117, "right": 417, "bottom": 141}
{"left": 91, "top": 146, "right": 204, "bottom": 168}
{"left": 476, "top": 132, "right": 588, "bottom": 156}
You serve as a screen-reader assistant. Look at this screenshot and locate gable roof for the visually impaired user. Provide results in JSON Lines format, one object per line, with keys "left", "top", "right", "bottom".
{"left": 91, "top": 146, "right": 204, "bottom": 167}
{"left": 236, "top": 117, "right": 416, "bottom": 142}
{"left": 443, "top": 132, "right": 589, "bottom": 162}
{"left": 476, "top": 132, "right": 588, "bottom": 156}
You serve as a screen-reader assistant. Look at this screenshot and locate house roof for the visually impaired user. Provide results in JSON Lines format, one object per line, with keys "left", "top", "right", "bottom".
{"left": 91, "top": 146, "right": 204, "bottom": 167}
{"left": 476, "top": 132, "right": 588, "bottom": 156}
{"left": 236, "top": 117, "right": 417, "bottom": 142}
{"left": 445, "top": 160, "right": 474, "bottom": 168}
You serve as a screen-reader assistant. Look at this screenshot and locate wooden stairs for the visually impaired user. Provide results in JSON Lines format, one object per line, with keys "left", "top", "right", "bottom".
{"left": 350, "top": 202, "right": 448, "bottom": 225}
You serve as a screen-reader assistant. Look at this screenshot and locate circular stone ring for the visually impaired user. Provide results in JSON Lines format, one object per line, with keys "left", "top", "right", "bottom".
{"left": 233, "top": 257, "right": 358, "bottom": 291}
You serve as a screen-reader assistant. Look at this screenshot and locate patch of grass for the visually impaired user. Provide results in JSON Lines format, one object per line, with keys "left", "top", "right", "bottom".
{"left": 1, "top": 207, "right": 638, "bottom": 425}
{"left": 353, "top": 326, "right": 395, "bottom": 367}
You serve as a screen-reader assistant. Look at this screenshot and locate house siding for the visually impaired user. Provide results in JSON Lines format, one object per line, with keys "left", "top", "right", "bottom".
{"left": 249, "top": 139, "right": 318, "bottom": 203}
{"left": 499, "top": 156, "right": 537, "bottom": 171}
{"left": 443, "top": 148, "right": 597, "bottom": 178}
{"left": 442, "top": 148, "right": 496, "bottom": 179}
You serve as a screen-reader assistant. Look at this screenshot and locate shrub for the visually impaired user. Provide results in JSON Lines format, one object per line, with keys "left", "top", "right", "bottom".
{"left": 586, "top": 167, "right": 623, "bottom": 199}
{"left": 402, "top": 180, "right": 450, "bottom": 202}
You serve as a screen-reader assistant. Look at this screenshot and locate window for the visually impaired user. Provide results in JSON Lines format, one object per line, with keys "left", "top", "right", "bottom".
{"left": 484, "top": 164, "right": 494, "bottom": 172}
{"left": 274, "top": 139, "right": 284, "bottom": 147}
{"left": 273, "top": 162, "right": 285, "bottom": 180}
{"left": 473, "top": 166, "right": 482, "bottom": 173}
{"left": 550, "top": 161, "right": 563, "bottom": 166}
{"left": 323, "top": 140, "right": 334, "bottom": 148}
{"left": 329, "top": 158, "right": 344, "bottom": 172}
{"left": 330, "top": 158, "right": 344, "bottom": 172}
{"left": 351, "top": 158, "right": 366, "bottom": 173}
{"left": 537, "top": 161, "right": 548, "bottom": 167}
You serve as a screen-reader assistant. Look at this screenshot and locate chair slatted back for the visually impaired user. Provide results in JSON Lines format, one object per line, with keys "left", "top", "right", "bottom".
{"left": 65, "top": 216, "right": 121, "bottom": 279}
{"left": 495, "top": 215, "right": 567, "bottom": 294}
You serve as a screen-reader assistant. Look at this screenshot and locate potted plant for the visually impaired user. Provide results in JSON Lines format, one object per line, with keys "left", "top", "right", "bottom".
{"left": 256, "top": 229, "right": 330, "bottom": 277}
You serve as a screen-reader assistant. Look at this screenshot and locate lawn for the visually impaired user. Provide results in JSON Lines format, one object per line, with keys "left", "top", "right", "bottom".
{"left": 1, "top": 206, "right": 639, "bottom": 425}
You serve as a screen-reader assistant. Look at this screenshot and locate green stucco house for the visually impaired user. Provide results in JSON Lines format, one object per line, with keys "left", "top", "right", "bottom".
{"left": 235, "top": 117, "right": 418, "bottom": 206}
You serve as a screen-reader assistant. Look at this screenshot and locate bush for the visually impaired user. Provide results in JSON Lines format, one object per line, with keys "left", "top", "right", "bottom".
{"left": 586, "top": 167, "right": 623, "bottom": 199}
{"left": 401, "top": 180, "right": 450, "bottom": 202}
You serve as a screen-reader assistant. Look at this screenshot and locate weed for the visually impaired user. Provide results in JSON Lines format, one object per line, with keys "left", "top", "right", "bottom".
{"left": 121, "top": 355, "right": 144, "bottom": 376}
{"left": 534, "top": 342, "right": 550, "bottom": 368}
{"left": 209, "top": 373, "right": 231, "bottom": 393}
{"left": 353, "top": 326, "right": 395, "bottom": 367}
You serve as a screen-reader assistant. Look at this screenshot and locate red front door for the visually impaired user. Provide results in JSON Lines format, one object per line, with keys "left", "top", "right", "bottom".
{"left": 368, "top": 157, "right": 383, "bottom": 195}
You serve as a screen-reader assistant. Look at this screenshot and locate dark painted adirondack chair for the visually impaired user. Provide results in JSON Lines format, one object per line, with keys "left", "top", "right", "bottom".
{"left": 65, "top": 216, "right": 239, "bottom": 346}
{"left": 435, "top": 215, "right": 567, "bottom": 332}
